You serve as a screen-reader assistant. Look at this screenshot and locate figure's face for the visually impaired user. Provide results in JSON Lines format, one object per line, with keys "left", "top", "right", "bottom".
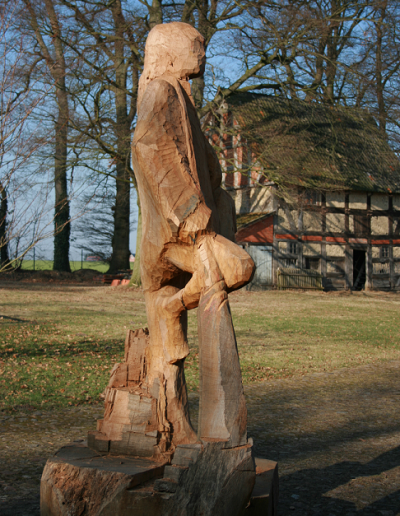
{"left": 184, "top": 36, "right": 206, "bottom": 79}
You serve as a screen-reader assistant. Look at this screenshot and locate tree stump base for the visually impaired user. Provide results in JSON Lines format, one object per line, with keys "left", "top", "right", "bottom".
{"left": 40, "top": 441, "right": 278, "bottom": 516}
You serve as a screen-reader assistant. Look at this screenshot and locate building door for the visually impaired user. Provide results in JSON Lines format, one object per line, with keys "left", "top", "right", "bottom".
{"left": 247, "top": 245, "right": 273, "bottom": 288}
{"left": 353, "top": 250, "right": 366, "bottom": 290}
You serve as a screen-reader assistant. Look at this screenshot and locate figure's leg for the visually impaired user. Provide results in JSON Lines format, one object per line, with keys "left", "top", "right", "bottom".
{"left": 145, "top": 285, "right": 197, "bottom": 448}
{"left": 149, "top": 236, "right": 254, "bottom": 448}
{"left": 197, "top": 280, "right": 247, "bottom": 448}
{"left": 164, "top": 236, "right": 254, "bottom": 447}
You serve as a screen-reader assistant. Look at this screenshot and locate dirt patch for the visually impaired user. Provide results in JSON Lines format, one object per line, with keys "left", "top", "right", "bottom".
{"left": 1, "top": 361, "right": 400, "bottom": 515}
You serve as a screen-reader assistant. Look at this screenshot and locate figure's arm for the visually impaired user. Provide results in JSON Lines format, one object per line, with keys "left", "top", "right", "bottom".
{"left": 132, "top": 79, "right": 211, "bottom": 240}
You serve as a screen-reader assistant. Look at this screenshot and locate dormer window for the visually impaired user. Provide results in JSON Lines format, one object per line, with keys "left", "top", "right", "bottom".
{"left": 302, "top": 189, "right": 321, "bottom": 206}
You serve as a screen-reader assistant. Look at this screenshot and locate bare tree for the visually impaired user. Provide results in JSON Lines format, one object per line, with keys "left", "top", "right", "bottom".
{"left": 56, "top": 0, "right": 297, "bottom": 283}
{"left": 74, "top": 181, "right": 136, "bottom": 263}
{"left": 56, "top": 0, "right": 145, "bottom": 275}
{"left": 21, "top": 0, "right": 74, "bottom": 272}
{"left": 0, "top": 3, "right": 54, "bottom": 271}
{"left": 354, "top": 1, "right": 400, "bottom": 149}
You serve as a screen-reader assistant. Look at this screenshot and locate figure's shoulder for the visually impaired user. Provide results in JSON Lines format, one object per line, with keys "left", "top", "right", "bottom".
{"left": 141, "top": 78, "right": 179, "bottom": 103}
{"left": 138, "top": 78, "right": 181, "bottom": 121}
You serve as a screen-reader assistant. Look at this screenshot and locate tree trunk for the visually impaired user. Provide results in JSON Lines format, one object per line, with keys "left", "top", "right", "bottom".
{"left": 53, "top": 86, "right": 71, "bottom": 271}
{"left": 106, "top": 2, "right": 136, "bottom": 273}
{"left": 0, "top": 182, "right": 9, "bottom": 267}
{"left": 130, "top": 201, "right": 141, "bottom": 286}
{"left": 149, "top": 0, "right": 163, "bottom": 28}
{"left": 375, "top": 3, "right": 387, "bottom": 136}
{"left": 107, "top": 54, "right": 131, "bottom": 273}
{"left": 192, "top": 76, "right": 205, "bottom": 110}
{"left": 325, "top": 0, "right": 339, "bottom": 105}
{"left": 108, "top": 160, "right": 130, "bottom": 273}
{"left": 36, "top": 0, "right": 71, "bottom": 272}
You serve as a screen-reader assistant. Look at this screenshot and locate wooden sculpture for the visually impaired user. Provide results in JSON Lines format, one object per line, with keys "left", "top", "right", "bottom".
{"left": 89, "top": 21, "right": 255, "bottom": 459}
{"left": 41, "top": 24, "right": 281, "bottom": 516}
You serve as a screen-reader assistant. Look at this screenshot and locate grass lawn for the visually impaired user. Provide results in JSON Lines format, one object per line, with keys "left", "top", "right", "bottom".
{"left": 1, "top": 284, "right": 399, "bottom": 413}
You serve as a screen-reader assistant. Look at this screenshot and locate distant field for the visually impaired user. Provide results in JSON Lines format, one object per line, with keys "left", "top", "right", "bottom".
{"left": 21, "top": 260, "right": 134, "bottom": 273}
{"left": 1, "top": 286, "right": 399, "bottom": 412}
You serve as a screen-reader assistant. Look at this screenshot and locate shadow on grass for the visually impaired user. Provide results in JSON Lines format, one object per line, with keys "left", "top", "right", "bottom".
{"left": 0, "top": 315, "right": 31, "bottom": 323}
{"left": 275, "top": 446, "right": 400, "bottom": 515}
{"left": 244, "top": 365, "right": 400, "bottom": 515}
{"left": 1, "top": 495, "right": 40, "bottom": 516}
{"left": 0, "top": 438, "right": 399, "bottom": 516}
{"left": 247, "top": 379, "right": 400, "bottom": 461}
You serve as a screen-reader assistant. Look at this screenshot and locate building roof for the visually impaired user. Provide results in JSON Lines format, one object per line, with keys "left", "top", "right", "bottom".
{"left": 235, "top": 213, "right": 274, "bottom": 244}
{"left": 235, "top": 212, "right": 270, "bottom": 230}
{"left": 222, "top": 93, "right": 400, "bottom": 193}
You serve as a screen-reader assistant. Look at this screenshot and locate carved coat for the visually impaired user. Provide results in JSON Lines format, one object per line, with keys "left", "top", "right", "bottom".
{"left": 132, "top": 75, "right": 236, "bottom": 291}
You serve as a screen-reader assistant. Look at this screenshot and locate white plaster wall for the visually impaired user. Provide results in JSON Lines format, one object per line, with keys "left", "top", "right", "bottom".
{"left": 326, "top": 245, "right": 345, "bottom": 257}
{"left": 278, "top": 242, "right": 287, "bottom": 253}
{"left": 276, "top": 209, "right": 299, "bottom": 232}
{"left": 371, "top": 194, "right": 389, "bottom": 211}
{"left": 349, "top": 215, "right": 354, "bottom": 233}
{"left": 394, "top": 217, "right": 400, "bottom": 235}
{"left": 303, "top": 212, "right": 322, "bottom": 232}
{"left": 232, "top": 189, "right": 248, "bottom": 214}
{"left": 232, "top": 186, "right": 275, "bottom": 215}
{"left": 393, "top": 247, "right": 400, "bottom": 258}
{"left": 249, "top": 186, "right": 276, "bottom": 214}
{"left": 372, "top": 246, "right": 380, "bottom": 258}
{"left": 394, "top": 195, "right": 400, "bottom": 211}
{"left": 326, "top": 213, "right": 346, "bottom": 232}
{"left": 371, "top": 216, "right": 389, "bottom": 235}
{"left": 326, "top": 191, "right": 345, "bottom": 208}
{"left": 349, "top": 192, "right": 367, "bottom": 210}
{"left": 303, "top": 243, "right": 321, "bottom": 256}
{"left": 327, "top": 260, "right": 345, "bottom": 274}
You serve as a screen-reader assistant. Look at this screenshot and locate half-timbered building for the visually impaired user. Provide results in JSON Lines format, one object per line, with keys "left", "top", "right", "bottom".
{"left": 208, "top": 93, "right": 400, "bottom": 290}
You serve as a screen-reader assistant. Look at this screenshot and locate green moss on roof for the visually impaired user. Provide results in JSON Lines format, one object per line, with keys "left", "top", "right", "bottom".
{"left": 236, "top": 212, "right": 270, "bottom": 230}
{"left": 223, "top": 93, "right": 400, "bottom": 193}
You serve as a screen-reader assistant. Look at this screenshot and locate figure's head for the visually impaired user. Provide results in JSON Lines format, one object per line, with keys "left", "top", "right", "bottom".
{"left": 138, "top": 22, "right": 205, "bottom": 107}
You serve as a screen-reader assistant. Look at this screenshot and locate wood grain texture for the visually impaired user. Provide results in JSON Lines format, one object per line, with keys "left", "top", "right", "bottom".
{"left": 197, "top": 280, "right": 247, "bottom": 447}
{"left": 93, "top": 21, "right": 255, "bottom": 456}
{"left": 40, "top": 441, "right": 257, "bottom": 516}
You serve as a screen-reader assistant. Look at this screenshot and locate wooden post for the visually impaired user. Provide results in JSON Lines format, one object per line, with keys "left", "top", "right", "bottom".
{"left": 365, "top": 245, "right": 372, "bottom": 290}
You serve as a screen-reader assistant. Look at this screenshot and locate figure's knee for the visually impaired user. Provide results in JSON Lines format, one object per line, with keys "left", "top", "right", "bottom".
{"left": 212, "top": 234, "right": 255, "bottom": 290}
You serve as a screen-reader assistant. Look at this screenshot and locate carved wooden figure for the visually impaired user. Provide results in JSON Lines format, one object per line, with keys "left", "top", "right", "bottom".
{"left": 89, "top": 22, "right": 255, "bottom": 458}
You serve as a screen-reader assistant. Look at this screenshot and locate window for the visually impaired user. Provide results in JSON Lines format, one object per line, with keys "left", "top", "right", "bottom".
{"left": 380, "top": 246, "right": 390, "bottom": 259}
{"left": 288, "top": 242, "right": 298, "bottom": 254}
{"left": 284, "top": 258, "right": 298, "bottom": 268}
{"left": 305, "top": 257, "right": 320, "bottom": 271}
{"left": 373, "top": 262, "right": 390, "bottom": 275}
{"left": 353, "top": 215, "right": 370, "bottom": 236}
